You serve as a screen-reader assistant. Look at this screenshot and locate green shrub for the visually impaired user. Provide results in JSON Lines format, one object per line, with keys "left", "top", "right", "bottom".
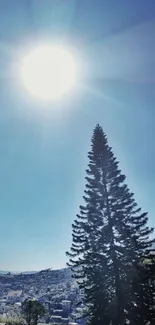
{"left": 3, "top": 317, "right": 23, "bottom": 325}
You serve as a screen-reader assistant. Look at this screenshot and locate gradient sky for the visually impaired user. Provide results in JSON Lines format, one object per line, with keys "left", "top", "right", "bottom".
{"left": 0, "top": 0, "right": 155, "bottom": 272}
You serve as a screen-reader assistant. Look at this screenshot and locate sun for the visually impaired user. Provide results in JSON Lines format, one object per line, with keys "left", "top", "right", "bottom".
{"left": 20, "top": 45, "right": 77, "bottom": 100}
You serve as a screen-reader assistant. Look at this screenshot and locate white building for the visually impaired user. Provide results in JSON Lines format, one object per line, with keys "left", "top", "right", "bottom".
{"left": 62, "top": 300, "right": 71, "bottom": 310}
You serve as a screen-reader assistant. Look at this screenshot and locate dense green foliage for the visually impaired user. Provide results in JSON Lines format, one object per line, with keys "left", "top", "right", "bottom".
{"left": 21, "top": 299, "right": 46, "bottom": 325}
{"left": 0, "top": 317, "right": 23, "bottom": 325}
{"left": 67, "top": 124, "right": 155, "bottom": 325}
{"left": 5, "top": 319, "right": 23, "bottom": 325}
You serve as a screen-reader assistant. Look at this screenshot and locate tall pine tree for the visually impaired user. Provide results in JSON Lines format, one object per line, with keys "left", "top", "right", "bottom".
{"left": 67, "top": 124, "right": 155, "bottom": 325}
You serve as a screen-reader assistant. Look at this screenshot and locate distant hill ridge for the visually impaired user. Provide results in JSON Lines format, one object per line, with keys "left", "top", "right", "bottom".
{"left": 0, "top": 268, "right": 73, "bottom": 288}
{"left": 0, "top": 267, "right": 67, "bottom": 275}
{"left": 0, "top": 267, "right": 71, "bottom": 276}
{"left": 0, "top": 270, "right": 37, "bottom": 274}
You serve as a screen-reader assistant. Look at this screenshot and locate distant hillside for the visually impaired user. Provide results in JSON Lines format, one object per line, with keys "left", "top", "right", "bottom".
{"left": 0, "top": 270, "right": 36, "bottom": 275}
{"left": 0, "top": 268, "right": 67, "bottom": 275}
{"left": 0, "top": 271, "right": 8, "bottom": 274}
{"left": 0, "top": 267, "right": 73, "bottom": 287}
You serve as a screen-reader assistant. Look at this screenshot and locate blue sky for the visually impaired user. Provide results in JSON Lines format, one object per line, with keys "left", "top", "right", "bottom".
{"left": 0, "top": 0, "right": 155, "bottom": 271}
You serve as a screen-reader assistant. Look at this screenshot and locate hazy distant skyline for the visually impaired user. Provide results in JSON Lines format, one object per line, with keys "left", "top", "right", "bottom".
{"left": 0, "top": 0, "right": 155, "bottom": 271}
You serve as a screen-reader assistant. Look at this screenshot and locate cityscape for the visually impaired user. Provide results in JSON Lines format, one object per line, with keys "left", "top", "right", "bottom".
{"left": 0, "top": 1, "right": 155, "bottom": 324}
{"left": 0, "top": 268, "right": 86, "bottom": 325}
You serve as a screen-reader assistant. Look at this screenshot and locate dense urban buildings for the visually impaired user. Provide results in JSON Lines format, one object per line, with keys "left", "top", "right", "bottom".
{"left": 0, "top": 268, "right": 86, "bottom": 325}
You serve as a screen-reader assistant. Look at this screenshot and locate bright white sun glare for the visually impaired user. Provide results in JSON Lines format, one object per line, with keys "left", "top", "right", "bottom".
{"left": 21, "top": 45, "right": 77, "bottom": 100}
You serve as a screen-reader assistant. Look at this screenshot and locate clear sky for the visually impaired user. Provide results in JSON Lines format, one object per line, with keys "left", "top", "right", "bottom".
{"left": 0, "top": 0, "right": 155, "bottom": 272}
